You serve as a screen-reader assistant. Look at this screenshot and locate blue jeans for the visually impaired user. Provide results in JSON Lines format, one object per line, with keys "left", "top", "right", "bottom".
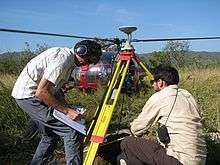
{"left": 16, "top": 97, "right": 83, "bottom": 165}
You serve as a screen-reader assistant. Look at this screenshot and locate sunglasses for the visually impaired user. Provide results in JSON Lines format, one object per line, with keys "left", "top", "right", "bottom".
{"left": 75, "top": 46, "right": 99, "bottom": 64}
{"left": 75, "top": 46, "right": 87, "bottom": 56}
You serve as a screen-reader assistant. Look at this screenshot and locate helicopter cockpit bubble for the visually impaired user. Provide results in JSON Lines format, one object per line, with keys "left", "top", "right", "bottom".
{"left": 70, "top": 51, "right": 116, "bottom": 90}
{"left": 70, "top": 50, "right": 140, "bottom": 92}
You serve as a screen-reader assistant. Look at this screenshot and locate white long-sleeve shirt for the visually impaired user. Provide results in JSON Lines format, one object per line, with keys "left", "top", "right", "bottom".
{"left": 131, "top": 85, "right": 206, "bottom": 165}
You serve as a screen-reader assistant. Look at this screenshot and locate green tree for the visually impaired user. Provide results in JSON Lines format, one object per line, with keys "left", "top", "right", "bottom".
{"left": 0, "top": 43, "right": 49, "bottom": 75}
{"left": 163, "top": 41, "right": 190, "bottom": 68}
{"left": 148, "top": 51, "right": 170, "bottom": 68}
{"left": 35, "top": 43, "right": 49, "bottom": 55}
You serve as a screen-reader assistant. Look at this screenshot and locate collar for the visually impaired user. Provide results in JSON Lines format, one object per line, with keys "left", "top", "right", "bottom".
{"left": 160, "top": 84, "right": 178, "bottom": 92}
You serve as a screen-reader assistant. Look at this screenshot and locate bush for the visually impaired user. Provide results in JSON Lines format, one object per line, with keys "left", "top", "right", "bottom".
{"left": 0, "top": 51, "right": 35, "bottom": 75}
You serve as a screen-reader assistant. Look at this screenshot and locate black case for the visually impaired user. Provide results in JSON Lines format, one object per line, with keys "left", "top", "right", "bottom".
{"left": 157, "top": 125, "right": 170, "bottom": 144}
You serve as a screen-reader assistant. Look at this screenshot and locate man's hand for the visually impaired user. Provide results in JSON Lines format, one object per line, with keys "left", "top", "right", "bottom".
{"left": 66, "top": 108, "right": 81, "bottom": 120}
{"left": 35, "top": 79, "right": 83, "bottom": 121}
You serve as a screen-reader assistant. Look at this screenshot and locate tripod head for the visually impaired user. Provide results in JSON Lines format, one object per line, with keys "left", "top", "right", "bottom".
{"left": 119, "top": 26, "right": 137, "bottom": 51}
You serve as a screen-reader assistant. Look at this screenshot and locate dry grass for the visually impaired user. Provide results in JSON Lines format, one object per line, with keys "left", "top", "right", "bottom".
{"left": 0, "top": 66, "right": 220, "bottom": 164}
{"left": 180, "top": 67, "right": 220, "bottom": 131}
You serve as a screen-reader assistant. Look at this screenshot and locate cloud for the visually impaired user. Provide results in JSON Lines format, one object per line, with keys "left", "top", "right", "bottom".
{"left": 95, "top": 4, "right": 140, "bottom": 25}
{"left": 150, "top": 23, "right": 175, "bottom": 29}
{"left": 115, "top": 8, "right": 139, "bottom": 24}
{"left": 96, "top": 3, "right": 113, "bottom": 13}
{"left": 0, "top": 8, "right": 58, "bottom": 23}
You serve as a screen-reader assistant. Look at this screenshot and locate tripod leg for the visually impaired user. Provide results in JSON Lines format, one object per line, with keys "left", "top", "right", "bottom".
{"left": 135, "top": 56, "right": 153, "bottom": 80}
{"left": 84, "top": 60, "right": 122, "bottom": 144}
{"left": 83, "top": 59, "right": 131, "bottom": 165}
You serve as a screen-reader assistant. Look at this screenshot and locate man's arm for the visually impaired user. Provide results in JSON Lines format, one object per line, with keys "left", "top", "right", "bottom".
{"left": 35, "top": 78, "right": 80, "bottom": 120}
{"left": 130, "top": 95, "right": 160, "bottom": 136}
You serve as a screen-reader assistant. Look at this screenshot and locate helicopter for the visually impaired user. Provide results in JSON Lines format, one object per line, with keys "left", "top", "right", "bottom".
{"left": 65, "top": 26, "right": 220, "bottom": 92}
{"left": 1, "top": 27, "right": 220, "bottom": 92}
{"left": 70, "top": 51, "right": 116, "bottom": 91}
{"left": 70, "top": 50, "right": 140, "bottom": 92}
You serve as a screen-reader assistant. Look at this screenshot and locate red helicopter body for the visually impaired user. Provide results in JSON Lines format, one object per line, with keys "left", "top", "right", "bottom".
{"left": 71, "top": 51, "right": 140, "bottom": 91}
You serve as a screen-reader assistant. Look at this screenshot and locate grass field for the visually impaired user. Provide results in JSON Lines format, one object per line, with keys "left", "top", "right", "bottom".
{"left": 0, "top": 66, "right": 219, "bottom": 164}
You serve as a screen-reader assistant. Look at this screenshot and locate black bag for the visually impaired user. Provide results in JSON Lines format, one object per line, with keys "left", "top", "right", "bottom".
{"left": 157, "top": 125, "right": 170, "bottom": 144}
{"left": 157, "top": 89, "right": 178, "bottom": 145}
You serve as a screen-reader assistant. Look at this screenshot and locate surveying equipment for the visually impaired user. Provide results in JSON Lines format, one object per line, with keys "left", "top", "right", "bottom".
{"left": 83, "top": 26, "right": 153, "bottom": 165}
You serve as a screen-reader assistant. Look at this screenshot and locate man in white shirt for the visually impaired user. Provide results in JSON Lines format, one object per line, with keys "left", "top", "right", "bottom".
{"left": 12, "top": 40, "right": 102, "bottom": 165}
{"left": 120, "top": 65, "right": 207, "bottom": 165}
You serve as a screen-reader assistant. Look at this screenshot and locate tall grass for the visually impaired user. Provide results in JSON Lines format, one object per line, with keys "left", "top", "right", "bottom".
{"left": 0, "top": 74, "right": 33, "bottom": 163}
{"left": 0, "top": 74, "right": 27, "bottom": 133}
{"left": 0, "top": 66, "right": 219, "bottom": 164}
{"left": 180, "top": 67, "right": 220, "bottom": 131}
{"left": 179, "top": 67, "right": 220, "bottom": 164}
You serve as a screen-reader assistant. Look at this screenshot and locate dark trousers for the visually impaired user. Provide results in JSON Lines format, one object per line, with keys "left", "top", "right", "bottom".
{"left": 22, "top": 119, "right": 39, "bottom": 142}
{"left": 120, "top": 136, "right": 182, "bottom": 165}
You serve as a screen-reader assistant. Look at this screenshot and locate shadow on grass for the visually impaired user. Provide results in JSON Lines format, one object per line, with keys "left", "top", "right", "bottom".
{"left": 1, "top": 131, "right": 220, "bottom": 165}
{"left": 0, "top": 132, "right": 38, "bottom": 164}
{"left": 206, "top": 135, "right": 220, "bottom": 165}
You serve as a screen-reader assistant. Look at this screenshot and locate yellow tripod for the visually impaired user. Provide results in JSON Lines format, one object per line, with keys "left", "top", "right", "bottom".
{"left": 83, "top": 26, "right": 153, "bottom": 165}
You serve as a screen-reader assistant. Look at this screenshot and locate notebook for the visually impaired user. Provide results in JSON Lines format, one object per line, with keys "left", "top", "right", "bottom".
{"left": 53, "top": 109, "right": 86, "bottom": 135}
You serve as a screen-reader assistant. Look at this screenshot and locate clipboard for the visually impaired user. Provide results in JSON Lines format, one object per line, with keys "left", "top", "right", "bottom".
{"left": 53, "top": 109, "right": 86, "bottom": 135}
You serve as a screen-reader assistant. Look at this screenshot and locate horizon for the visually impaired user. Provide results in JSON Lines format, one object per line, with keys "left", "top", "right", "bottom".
{"left": 1, "top": 45, "right": 220, "bottom": 55}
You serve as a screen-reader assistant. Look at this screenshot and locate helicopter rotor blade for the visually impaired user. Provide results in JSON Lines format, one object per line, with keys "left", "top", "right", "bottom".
{"left": 2, "top": 28, "right": 220, "bottom": 44}
{"left": 132, "top": 36, "right": 220, "bottom": 42}
{"left": 0, "top": 28, "right": 115, "bottom": 42}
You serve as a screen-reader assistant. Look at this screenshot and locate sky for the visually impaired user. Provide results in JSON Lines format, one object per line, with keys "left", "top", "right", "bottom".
{"left": 0, "top": 0, "right": 220, "bottom": 54}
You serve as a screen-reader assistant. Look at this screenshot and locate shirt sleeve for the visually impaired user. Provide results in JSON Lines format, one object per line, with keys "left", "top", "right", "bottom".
{"left": 43, "top": 55, "right": 69, "bottom": 86}
{"left": 130, "top": 94, "right": 160, "bottom": 136}
{"left": 43, "top": 66, "right": 63, "bottom": 85}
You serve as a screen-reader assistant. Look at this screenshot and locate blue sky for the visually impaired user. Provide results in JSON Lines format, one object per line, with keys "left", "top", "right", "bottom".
{"left": 0, "top": 0, "right": 220, "bottom": 54}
